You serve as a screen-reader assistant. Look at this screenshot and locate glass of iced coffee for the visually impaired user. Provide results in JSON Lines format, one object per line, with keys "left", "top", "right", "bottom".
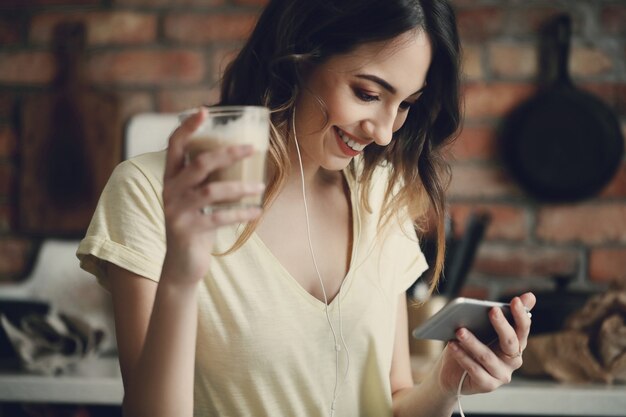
{"left": 179, "top": 106, "right": 270, "bottom": 210}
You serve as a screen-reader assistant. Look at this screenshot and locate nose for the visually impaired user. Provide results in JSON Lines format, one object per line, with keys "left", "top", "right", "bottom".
{"left": 361, "top": 109, "right": 395, "bottom": 146}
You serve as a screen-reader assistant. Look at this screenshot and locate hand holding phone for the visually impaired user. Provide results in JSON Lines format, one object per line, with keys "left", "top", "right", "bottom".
{"left": 412, "top": 297, "right": 514, "bottom": 344}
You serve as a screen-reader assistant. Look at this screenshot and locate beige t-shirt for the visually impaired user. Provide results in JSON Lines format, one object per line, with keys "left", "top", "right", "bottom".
{"left": 77, "top": 150, "right": 428, "bottom": 417}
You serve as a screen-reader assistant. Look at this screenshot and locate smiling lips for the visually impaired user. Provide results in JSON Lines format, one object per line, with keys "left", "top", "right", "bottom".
{"left": 335, "top": 127, "right": 368, "bottom": 155}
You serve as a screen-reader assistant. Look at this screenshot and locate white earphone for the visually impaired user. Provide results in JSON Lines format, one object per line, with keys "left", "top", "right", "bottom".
{"left": 291, "top": 108, "right": 350, "bottom": 417}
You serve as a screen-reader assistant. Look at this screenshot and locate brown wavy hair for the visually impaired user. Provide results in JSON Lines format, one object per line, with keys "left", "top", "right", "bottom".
{"left": 219, "top": 0, "right": 461, "bottom": 293}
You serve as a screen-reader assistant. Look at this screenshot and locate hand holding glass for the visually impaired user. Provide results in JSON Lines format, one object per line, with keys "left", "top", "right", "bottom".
{"left": 179, "top": 106, "right": 270, "bottom": 210}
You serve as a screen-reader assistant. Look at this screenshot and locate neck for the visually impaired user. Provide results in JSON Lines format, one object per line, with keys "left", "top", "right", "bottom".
{"left": 288, "top": 139, "right": 342, "bottom": 190}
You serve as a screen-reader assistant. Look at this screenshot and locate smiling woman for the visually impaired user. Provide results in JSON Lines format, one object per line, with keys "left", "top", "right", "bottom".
{"left": 293, "top": 30, "right": 431, "bottom": 170}
{"left": 75, "top": 1, "right": 536, "bottom": 417}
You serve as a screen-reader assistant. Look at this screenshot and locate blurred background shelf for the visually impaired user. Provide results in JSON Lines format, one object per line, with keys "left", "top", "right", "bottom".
{"left": 0, "top": 356, "right": 625, "bottom": 416}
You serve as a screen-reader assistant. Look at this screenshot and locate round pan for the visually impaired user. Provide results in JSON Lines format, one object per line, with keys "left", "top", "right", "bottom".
{"left": 500, "top": 15, "right": 624, "bottom": 203}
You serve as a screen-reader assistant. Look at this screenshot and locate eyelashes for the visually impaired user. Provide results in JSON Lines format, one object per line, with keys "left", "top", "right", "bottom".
{"left": 352, "top": 88, "right": 415, "bottom": 111}
{"left": 354, "top": 89, "right": 378, "bottom": 103}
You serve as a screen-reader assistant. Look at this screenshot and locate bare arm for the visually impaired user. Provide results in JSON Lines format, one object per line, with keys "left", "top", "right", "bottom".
{"left": 391, "top": 295, "right": 456, "bottom": 417}
{"left": 109, "top": 263, "right": 198, "bottom": 417}
{"left": 108, "top": 108, "right": 264, "bottom": 417}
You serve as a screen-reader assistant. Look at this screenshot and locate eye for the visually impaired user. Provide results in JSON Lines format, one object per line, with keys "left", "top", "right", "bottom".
{"left": 353, "top": 88, "right": 379, "bottom": 103}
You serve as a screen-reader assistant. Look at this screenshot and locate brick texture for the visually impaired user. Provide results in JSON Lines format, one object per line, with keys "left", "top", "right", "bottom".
{"left": 570, "top": 46, "right": 614, "bottom": 78}
{"left": 447, "top": 123, "right": 498, "bottom": 162}
{"left": 474, "top": 244, "right": 580, "bottom": 278}
{"left": 211, "top": 47, "right": 240, "bottom": 83}
{"left": 589, "top": 248, "right": 626, "bottom": 283}
{"left": 157, "top": 87, "right": 219, "bottom": 113}
{"left": 489, "top": 43, "right": 537, "bottom": 79}
{"left": 456, "top": 7, "right": 505, "bottom": 41}
{"left": 536, "top": 204, "right": 626, "bottom": 245}
{"left": 461, "top": 44, "right": 483, "bottom": 81}
{"left": 164, "top": 14, "right": 258, "bottom": 43}
{"left": 88, "top": 50, "right": 205, "bottom": 85}
{"left": 601, "top": 5, "right": 626, "bottom": 36}
{"left": 462, "top": 82, "right": 537, "bottom": 119}
{"left": 447, "top": 164, "right": 522, "bottom": 199}
{"left": 0, "top": 52, "right": 55, "bottom": 84}
{"left": 449, "top": 203, "right": 527, "bottom": 241}
{"left": 505, "top": 7, "right": 575, "bottom": 36}
{"left": 30, "top": 12, "right": 157, "bottom": 45}
{"left": 117, "top": 92, "right": 155, "bottom": 124}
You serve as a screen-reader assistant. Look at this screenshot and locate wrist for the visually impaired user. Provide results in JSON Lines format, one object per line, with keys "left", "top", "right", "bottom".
{"left": 161, "top": 251, "right": 209, "bottom": 287}
{"left": 427, "top": 355, "right": 458, "bottom": 404}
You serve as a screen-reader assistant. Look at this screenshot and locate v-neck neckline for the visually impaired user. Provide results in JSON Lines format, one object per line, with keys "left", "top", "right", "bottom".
{"left": 250, "top": 168, "right": 359, "bottom": 310}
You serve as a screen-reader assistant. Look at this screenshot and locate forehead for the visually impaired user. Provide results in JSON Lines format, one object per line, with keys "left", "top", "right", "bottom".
{"left": 319, "top": 30, "right": 432, "bottom": 95}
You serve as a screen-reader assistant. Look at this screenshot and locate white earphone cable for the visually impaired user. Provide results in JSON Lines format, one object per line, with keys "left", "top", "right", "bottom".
{"left": 292, "top": 109, "right": 350, "bottom": 417}
{"left": 457, "top": 370, "right": 468, "bottom": 417}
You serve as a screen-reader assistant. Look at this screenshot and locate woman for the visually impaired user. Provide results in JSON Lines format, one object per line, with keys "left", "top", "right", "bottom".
{"left": 77, "top": 0, "right": 535, "bottom": 416}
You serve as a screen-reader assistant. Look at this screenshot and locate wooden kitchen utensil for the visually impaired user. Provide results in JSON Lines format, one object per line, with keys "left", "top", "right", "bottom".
{"left": 18, "top": 22, "right": 122, "bottom": 236}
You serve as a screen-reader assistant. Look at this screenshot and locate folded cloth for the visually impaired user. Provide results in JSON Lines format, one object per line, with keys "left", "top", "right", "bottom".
{"left": 521, "top": 286, "right": 626, "bottom": 384}
{"left": 0, "top": 309, "right": 103, "bottom": 375}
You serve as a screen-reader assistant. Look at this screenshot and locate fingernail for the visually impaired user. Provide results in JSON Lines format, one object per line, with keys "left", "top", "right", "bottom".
{"left": 456, "top": 329, "right": 466, "bottom": 340}
{"left": 449, "top": 342, "right": 459, "bottom": 352}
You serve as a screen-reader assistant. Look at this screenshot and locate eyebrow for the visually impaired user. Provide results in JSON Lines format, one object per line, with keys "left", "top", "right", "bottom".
{"left": 355, "top": 73, "right": 426, "bottom": 97}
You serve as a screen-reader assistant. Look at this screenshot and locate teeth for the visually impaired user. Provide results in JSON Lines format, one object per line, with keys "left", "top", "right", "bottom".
{"left": 337, "top": 128, "right": 366, "bottom": 152}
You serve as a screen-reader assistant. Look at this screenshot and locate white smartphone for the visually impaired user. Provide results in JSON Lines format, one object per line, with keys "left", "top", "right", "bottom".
{"left": 412, "top": 297, "right": 513, "bottom": 343}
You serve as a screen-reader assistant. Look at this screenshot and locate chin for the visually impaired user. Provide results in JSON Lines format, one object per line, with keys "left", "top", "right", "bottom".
{"left": 321, "top": 157, "right": 353, "bottom": 173}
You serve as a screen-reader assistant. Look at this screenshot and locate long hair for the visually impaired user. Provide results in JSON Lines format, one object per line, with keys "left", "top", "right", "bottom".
{"left": 219, "top": 0, "right": 461, "bottom": 293}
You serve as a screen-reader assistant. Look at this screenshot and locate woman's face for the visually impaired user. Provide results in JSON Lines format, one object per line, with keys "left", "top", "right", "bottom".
{"left": 294, "top": 29, "right": 432, "bottom": 172}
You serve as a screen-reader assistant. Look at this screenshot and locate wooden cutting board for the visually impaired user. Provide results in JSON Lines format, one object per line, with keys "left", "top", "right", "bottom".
{"left": 18, "top": 22, "right": 122, "bottom": 237}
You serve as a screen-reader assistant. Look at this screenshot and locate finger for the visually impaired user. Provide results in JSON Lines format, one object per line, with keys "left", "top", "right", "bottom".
{"left": 456, "top": 328, "right": 512, "bottom": 382}
{"left": 448, "top": 341, "right": 502, "bottom": 394}
{"left": 510, "top": 296, "right": 533, "bottom": 350}
{"left": 519, "top": 292, "right": 537, "bottom": 311}
{"left": 170, "top": 144, "right": 256, "bottom": 190}
{"left": 164, "top": 107, "right": 207, "bottom": 181}
{"left": 489, "top": 306, "right": 523, "bottom": 360}
{"left": 199, "top": 205, "right": 263, "bottom": 228}
{"left": 195, "top": 181, "right": 266, "bottom": 207}
{"left": 168, "top": 180, "right": 264, "bottom": 220}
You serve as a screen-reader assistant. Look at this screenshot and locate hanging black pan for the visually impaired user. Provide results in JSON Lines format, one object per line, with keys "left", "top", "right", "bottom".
{"left": 500, "top": 14, "right": 624, "bottom": 203}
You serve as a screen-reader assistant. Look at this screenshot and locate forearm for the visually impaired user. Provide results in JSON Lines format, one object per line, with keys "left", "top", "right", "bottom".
{"left": 392, "top": 360, "right": 456, "bottom": 417}
{"left": 123, "top": 271, "right": 199, "bottom": 417}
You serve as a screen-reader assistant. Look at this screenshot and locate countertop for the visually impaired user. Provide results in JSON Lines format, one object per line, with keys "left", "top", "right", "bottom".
{"left": 0, "top": 356, "right": 625, "bottom": 415}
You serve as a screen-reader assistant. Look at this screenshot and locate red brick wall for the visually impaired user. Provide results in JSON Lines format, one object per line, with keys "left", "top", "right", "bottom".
{"left": 448, "top": 1, "right": 626, "bottom": 296}
{"left": 0, "top": 0, "right": 624, "bottom": 295}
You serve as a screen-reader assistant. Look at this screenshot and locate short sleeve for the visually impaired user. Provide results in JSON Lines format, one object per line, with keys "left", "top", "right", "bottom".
{"left": 76, "top": 152, "right": 167, "bottom": 289}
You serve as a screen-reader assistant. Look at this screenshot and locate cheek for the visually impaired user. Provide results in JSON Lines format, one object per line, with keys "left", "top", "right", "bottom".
{"left": 322, "top": 90, "right": 354, "bottom": 126}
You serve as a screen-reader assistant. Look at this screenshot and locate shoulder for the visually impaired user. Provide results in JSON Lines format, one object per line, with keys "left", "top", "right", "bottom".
{"left": 109, "top": 150, "right": 167, "bottom": 191}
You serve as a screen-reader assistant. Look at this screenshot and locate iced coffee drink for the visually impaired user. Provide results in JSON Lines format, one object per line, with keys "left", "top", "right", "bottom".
{"left": 180, "top": 106, "right": 270, "bottom": 209}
